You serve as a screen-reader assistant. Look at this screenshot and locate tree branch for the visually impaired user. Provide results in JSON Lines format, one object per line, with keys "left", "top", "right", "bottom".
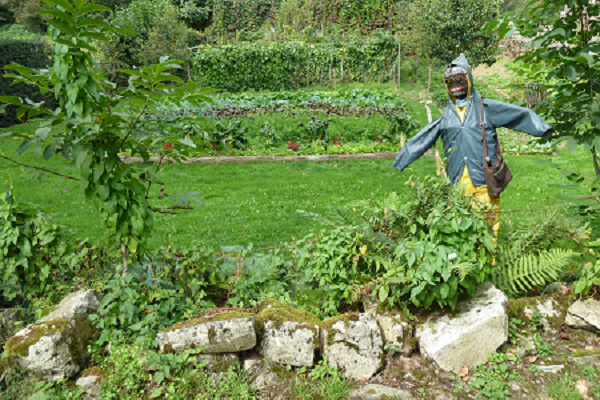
{"left": 0, "top": 155, "right": 80, "bottom": 181}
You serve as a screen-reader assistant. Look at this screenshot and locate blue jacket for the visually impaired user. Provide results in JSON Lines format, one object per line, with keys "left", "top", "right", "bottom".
{"left": 393, "top": 54, "right": 553, "bottom": 187}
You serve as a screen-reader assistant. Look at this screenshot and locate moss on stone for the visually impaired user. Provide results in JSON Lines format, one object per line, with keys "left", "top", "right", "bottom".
{"left": 259, "top": 298, "right": 288, "bottom": 312}
{"left": 572, "top": 349, "right": 600, "bottom": 357}
{"left": 80, "top": 366, "right": 109, "bottom": 382}
{"left": 506, "top": 294, "right": 571, "bottom": 329}
{"left": 256, "top": 304, "right": 320, "bottom": 344}
{"left": 161, "top": 311, "right": 254, "bottom": 333}
{"left": 5, "top": 318, "right": 70, "bottom": 358}
{"left": 321, "top": 313, "right": 361, "bottom": 346}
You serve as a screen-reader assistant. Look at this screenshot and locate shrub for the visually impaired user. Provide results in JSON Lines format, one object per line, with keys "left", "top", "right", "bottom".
{"left": 0, "top": 186, "right": 92, "bottom": 305}
{"left": 97, "top": 0, "right": 192, "bottom": 76}
{"left": 0, "top": 38, "right": 55, "bottom": 127}
{"left": 192, "top": 36, "right": 398, "bottom": 92}
{"left": 297, "top": 176, "right": 496, "bottom": 314}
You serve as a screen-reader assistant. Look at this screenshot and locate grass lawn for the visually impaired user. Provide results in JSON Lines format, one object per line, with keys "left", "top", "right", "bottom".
{"left": 0, "top": 130, "right": 593, "bottom": 249}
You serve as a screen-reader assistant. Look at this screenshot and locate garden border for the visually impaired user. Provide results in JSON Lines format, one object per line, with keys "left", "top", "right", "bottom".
{"left": 120, "top": 152, "right": 404, "bottom": 164}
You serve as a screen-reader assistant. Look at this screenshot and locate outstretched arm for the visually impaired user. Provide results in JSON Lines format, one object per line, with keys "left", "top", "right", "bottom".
{"left": 393, "top": 117, "right": 442, "bottom": 173}
{"left": 484, "top": 99, "right": 553, "bottom": 137}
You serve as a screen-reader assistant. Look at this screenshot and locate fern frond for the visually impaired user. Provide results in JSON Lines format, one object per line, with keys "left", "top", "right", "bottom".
{"left": 492, "top": 248, "right": 577, "bottom": 295}
{"left": 296, "top": 209, "right": 340, "bottom": 228}
{"left": 453, "top": 262, "right": 475, "bottom": 282}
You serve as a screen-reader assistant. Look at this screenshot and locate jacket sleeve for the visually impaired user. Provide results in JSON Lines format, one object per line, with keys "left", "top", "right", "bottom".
{"left": 484, "top": 99, "right": 553, "bottom": 137}
{"left": 393, "top": 117, "right": 442, "bottom": 173}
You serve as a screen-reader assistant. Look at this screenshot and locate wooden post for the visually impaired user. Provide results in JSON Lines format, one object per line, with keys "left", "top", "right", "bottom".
{"left": 421, "top": 100, "right": 446, "bottom": 178}
{"left": 397, "top": 41, "right": 401, "bottom": 93}
{"left": 427, "top": 63, "right": 432, "bottom": 96}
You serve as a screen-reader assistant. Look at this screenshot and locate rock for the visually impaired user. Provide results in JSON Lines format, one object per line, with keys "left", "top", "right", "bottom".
{"left": 76, "top": 375, "right": 102, "bottom": 396}
{"left": 374, "top": 310, "right": 414, "bottom": 356}
{"left": 5, "top": 290, "right": 103, "bottom": 381}
{"left": 539, "top": 364, "right": 564, "bottom": 373}
{"left": 566, "top": 300, "right": 600, "bottom": 332}
{"left": 571, "top": 352, "right": 600, "bottom": 369}
{"left": 507, "top": 294, "right": 571, "bottom": 331}
{"left": 192, "top": 353, "right": 239, "bottom": 374}
{"left": 417, "top": 282, "right": 508, "bottom": 373}
{"left": 321, "top": 312, "right": 384, "bottom": 380}
{"left": 243, "top": 354, "right": 263, "bottom": 371}
{"left": 257, "top": 301, "right": 320, "bottom": 367}
{"left": 516, "top": 337, "right": 537, "bottom": 358}
{"left": 157, "top": 311, "right": 256, "bottom": 353}
{"left": 252, "top": 369, "right": 278, "bottom": 391}
{"left": 349, "top": 384, "right": 414, "bottom": 399}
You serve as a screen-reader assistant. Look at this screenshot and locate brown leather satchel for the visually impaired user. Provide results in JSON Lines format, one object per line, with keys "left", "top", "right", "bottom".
{"left": 480, "top": 97, "right": 513, "bottom": 197}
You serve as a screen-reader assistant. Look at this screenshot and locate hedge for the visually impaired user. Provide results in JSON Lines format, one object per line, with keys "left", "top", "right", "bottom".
{"left": 192, "top": 35, "right": 399, "bottom": 92}
{"left": 0, "top": 39, "right": 56, "bottom": 128}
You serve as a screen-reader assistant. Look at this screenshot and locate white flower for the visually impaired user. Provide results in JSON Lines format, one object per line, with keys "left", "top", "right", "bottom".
{"left": 448, "top": 253, "right": 457, "bottom": 260}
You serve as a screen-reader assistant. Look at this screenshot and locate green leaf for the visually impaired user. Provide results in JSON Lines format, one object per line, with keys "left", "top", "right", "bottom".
{"left": 150, "top": 388, "right": 163, "bottom": 398}
{"left": 563, "top": 65, "right": 577, "bottom": 81}
{"left": 45, "top": 19, "right": 78, "bottom": 37}
{"left": 0, "top": 96, "right": 23, "bottom": 106}
{"left": 80, "top": 4, "right": 112, "bottom": 14}
{"left": 178, "top": 139, "right": 196, "bottom": 148}
{"left": 43, "top": 144, "right": 56, "bottom": 160}
{"left": 379, "top": 285, "right": 389, "bottom": 303}
{"left": 17, "top": 140, "right": 35, "bottom": 155}
{"left": 566, "top": 137, "right": 578, "bottom": 151}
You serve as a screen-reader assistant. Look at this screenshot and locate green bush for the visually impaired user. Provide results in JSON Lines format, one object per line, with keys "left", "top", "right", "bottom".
{"left": 297, "top": 176, "right": 496, "bottom": 314}
{"left": 192, "top": 35, "right": 398, "bottom": 92}
{"left": 0, "top": 38, "right": 55, "bottom": 127}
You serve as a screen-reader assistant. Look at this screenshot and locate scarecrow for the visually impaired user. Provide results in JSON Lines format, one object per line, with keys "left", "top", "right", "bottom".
{"left": 393, "top": 54, "right": 553, "bottom": 235}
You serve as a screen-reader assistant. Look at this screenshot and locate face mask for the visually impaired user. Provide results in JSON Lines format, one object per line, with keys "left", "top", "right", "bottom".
{"left": 444, "top": 66, "right": 468, "bottom": 99}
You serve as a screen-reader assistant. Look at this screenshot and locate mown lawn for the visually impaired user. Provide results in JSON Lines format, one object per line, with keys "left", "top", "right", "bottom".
{"left": 0, "top": 128, "right": 593, "bottom": 249}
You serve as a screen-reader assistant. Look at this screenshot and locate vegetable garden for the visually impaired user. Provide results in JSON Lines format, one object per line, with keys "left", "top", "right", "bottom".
{"left": 0, "top": 0, "right": 599, "bottom": 399}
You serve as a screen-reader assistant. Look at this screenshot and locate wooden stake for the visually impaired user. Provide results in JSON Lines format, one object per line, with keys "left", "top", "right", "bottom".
{"left": 397, "top": 42, "right": 401, "bottom": 93}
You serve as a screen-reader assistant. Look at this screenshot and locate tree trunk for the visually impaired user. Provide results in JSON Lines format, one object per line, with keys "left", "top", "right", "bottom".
{"left": 121, "top": 242, "right": 129, "bottom": 276}
{"left": 593, "top": 145, "right": 600, "bottom": 176}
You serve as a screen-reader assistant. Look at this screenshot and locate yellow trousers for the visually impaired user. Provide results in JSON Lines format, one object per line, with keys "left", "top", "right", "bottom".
{"left": 458, "top": 166, "right": 500, "bottom": 236}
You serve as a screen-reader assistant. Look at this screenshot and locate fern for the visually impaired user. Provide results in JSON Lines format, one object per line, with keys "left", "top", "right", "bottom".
{"left": 491, "top": 248, "right": 576, "bottom": 295}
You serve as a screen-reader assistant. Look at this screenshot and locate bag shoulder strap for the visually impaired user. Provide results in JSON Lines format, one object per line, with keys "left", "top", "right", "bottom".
{"left": 480, "top": 96, "right": 502, "bottom": 161}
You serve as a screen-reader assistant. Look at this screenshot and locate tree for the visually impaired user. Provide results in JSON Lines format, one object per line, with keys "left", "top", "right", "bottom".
{"left": 398, "top": 0, "right": 502, "bottom": 94}
{"left": 0, "top": 0, "right": 211, "bottom": 275}
{"left": 486, "top": 0, "right": 600, "bottom": 175}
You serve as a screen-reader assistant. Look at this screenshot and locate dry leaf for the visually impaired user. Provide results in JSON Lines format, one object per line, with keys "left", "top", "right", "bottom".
{"left": 459, "top": 365, "right": 469, "bottom": 381}
{"left": 585, "top": 345, "right": 595, "bottom": 350}
{"left": 529, "top": 356, "right": 539, "bottom": 363}
{"left": 576, "top": 379, "right": 589, "bottom": 400}
{"left": 360, "top": 377, "right": 367, "bottom": 382}
{"left": 561, "top": 287, "right": 569, "bottom": 295}
{"left": 595, "top": 337, "right": 600, "bottom": 343}
{"left": 559, "top": 333, "right": 571, "bottom": 340}
{"left": 435, "top": 369, "right": 439, "bottom": 376}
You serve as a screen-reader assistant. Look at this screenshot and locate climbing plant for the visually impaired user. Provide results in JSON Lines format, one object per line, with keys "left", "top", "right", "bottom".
{"left": 0, "top": 0, "right": 212, "bottom": 274}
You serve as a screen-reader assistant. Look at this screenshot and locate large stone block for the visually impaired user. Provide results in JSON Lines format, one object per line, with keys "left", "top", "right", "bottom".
{"left": 321, "top": 312, "right": 384, "bottom": 380}
{"left": 416, "top": 282, "right": 508, "bottom": 373}
{"left": 374, "top": 310, "right": 414, "bottom": 356}
{"left": 5, "top": 290, "right": 103, "bottom": 381}
{"left": 157, "top": 311, "right": 256, "bottom": 353}
{"left": 566, "top": 300, "right": 600, "bottom": 332}
{"left": 257, "top": 300, "right": 320, "bottom": 367}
